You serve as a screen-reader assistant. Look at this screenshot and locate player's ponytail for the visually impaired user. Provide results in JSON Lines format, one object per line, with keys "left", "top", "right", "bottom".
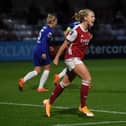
{"left": 72, "top": 12, "right": 80, "bottom": 21}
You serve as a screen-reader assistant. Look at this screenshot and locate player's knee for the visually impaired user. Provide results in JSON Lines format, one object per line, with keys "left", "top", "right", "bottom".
{"left": 36, "top": 69, "right": 41, "bottom": 74}
{"left": 60, "top": 81, "right": 70, "bottom": 87}
{"left": 85, "top": 75, "right": 92, "bottom": 82}
{"left": 35, "top": 67, "right": 41, "bottom": 73}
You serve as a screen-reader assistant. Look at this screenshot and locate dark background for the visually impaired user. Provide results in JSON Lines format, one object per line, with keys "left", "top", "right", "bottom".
{"left": 0, "top": 0, "right": 126, "bottom": 41}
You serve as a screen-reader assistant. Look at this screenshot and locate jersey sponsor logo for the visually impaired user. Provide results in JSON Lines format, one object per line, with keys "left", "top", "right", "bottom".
{"left": 80, "top": 39, "right": 90, "bottom": 45}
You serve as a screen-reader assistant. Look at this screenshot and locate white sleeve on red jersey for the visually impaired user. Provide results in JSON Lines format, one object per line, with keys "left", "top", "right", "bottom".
{"left": 66, "top": 29, "right": 78, "bottom": 42}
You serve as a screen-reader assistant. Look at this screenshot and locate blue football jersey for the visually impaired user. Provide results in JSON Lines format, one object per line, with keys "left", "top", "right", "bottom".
{"left": 35, "top": 25, "right": 53, "bottom": 53}
{"left": 65, "top": 21, "right": 80, "bottom": 34}
{"left": 69, "top": 21, "right": 80, "bottom": 29}
{"left": 33, "top": 25, "right": 53, "bottom": 66}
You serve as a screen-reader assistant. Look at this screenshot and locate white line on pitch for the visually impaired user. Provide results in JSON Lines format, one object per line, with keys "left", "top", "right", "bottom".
{"left": 0, "top": 101, "right": 126, "bottom": 115}
{"left": 91, "top": 109, "right": 126, "bottom": 115}
{"left": 53, "top": 120, "right": 126, "bottom": 126}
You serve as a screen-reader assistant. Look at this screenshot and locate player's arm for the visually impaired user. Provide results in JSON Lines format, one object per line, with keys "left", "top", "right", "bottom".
{"left": 53, "top": 40, "right": 69, "bottom": 65}
{"left": 41, "top": 31, "right": 52, "bottom": 59}
{"left": 53, "top": 29, "right": 78, "bottom": 65}
{"left": 37, "top": 30, "right": 47, "bottom": 60}
{"left": 41, "top": 37, "right": 47, "bottom": 59}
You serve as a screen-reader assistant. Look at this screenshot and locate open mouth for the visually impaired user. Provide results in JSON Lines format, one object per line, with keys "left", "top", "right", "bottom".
{"left": 90, "top": 21, "right": 94, "bottom": 26}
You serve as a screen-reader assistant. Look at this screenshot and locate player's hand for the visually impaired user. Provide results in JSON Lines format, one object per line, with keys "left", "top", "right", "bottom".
{"left": 53, "top": 57, "right": 59, "bottom": 66}
{"left": 49, "top": 46, "right": 54, "bottom": 52}
{"left": 42, "top": 53, "right": 47, "bottom": 59}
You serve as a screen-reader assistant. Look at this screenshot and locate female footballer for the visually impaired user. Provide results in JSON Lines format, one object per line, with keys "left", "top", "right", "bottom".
{"left": 18, "top": 14, "right": 57, "bottom": 92}
{"left": 43, "top": 9, "right": 95, "bottom": 117}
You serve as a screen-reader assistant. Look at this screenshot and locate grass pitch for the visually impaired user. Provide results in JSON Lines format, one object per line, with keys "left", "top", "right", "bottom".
{"left": 0, "top": 59, "right": 126, "bottom": 126}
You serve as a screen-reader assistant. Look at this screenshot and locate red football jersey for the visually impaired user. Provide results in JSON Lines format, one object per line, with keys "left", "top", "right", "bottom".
{"left": 64, "top": 25, "right": 92, "bottom": 60}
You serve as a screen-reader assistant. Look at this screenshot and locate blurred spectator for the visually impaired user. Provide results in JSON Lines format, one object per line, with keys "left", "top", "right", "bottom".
{"left": 0, "top": 0, "right": 126, "bottom": 41}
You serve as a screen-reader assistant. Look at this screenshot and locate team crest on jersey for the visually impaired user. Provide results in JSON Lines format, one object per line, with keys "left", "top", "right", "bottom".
{"left": 48, "top": 32, "right": 52, "bottom": 38}
{"left": 43, "top": 26, "right": 47, "bottom": 29}
{"left": 81, "top": 35, "right": 84, "bottom": 37}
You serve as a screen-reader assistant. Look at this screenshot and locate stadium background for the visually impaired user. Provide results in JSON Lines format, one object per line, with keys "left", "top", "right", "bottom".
{"left": 0, "top": 0, "right": 126, "bottom": 60}
{"left": 0, "top": 0, "right": 126, "bottom": 126}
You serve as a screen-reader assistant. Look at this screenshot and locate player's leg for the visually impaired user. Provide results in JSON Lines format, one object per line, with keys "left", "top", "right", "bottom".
{"left": 50, "top": 70, "right": 76, "bottom": 104}
{"left": 37, "top": 64, "right": 50, "bottom": 92}
{"left": 43, "top": 69, "right": 76, "bottom": 117}
{"left": 18, "top": 67, "right": 40, "bottom": 91}
{"left": 18, "top": 52, "right": 40, "bottom": 91}
{"left": 54, "top": 67, "right": 67, "bottom": 84}
{"left": 73, "top": 62, "right": 94, "bottom": 117}
{"left": 37, "top": 54, "right": 51, "bottom": 92}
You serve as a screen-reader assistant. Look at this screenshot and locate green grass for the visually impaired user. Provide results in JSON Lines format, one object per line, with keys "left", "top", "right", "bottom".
{"left": 0, "top": 59, "right": 126, "bottom": 126}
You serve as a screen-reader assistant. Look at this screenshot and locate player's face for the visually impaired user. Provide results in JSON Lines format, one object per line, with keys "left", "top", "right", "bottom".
{"left": 86, "top": 11, "right": 95, "bottom": 27}
{"left": 52, "top": 18, "right": 57, "bottom": 28}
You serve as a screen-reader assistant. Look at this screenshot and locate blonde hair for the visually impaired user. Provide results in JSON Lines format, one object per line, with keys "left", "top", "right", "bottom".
{"left": 72, "top": 12, "right": 80, "bottom": 21}
{"left": 46, "top": 14, "right": 57, "bottom": 24}
{"left": 78, "top": 9, "right": 94, "bottom": 22}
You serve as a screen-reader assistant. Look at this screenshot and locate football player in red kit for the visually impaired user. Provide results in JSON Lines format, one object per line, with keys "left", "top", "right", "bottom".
{"left": 43, "top": 9, "right": 95, "bottom": 117}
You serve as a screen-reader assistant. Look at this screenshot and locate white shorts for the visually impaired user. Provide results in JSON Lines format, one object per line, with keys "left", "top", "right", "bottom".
{"left": 65, "top": 57, "right": 83, "bottom": 71}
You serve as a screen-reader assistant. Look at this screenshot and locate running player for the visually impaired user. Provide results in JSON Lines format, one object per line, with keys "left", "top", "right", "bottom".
{"left": 43, "top": 9, "right": 95, "bottom": 117}
{"left": 18, "top": 14, "right": 57, "bottom": 92}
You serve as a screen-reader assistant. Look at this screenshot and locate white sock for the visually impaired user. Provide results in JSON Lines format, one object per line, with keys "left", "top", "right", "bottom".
{"left": 59, "top": 68, "right": 67, "bottom": 78}
{"left": 38, "top": 70, "right": 50, "bottom": 88}
{"left": 23, "top": 70, "right": 38, "bottom": 82}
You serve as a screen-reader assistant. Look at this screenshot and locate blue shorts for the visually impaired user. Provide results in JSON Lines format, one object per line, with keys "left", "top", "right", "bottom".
{"left": 33, "top": 51, "right": 51, "bottom": 66}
